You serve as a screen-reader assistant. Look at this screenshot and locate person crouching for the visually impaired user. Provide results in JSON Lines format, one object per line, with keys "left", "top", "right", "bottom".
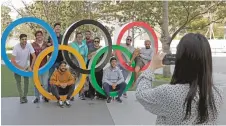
{"left": 49, "top": 61, "right": 76, "bottom": 108}
{"left": 102, "top": 57, "right": 126, "bottom": 103}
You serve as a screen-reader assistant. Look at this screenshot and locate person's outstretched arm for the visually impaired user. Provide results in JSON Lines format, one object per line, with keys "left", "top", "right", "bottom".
{"left": 135, "top": 68, "right": 171, "bottom": 116}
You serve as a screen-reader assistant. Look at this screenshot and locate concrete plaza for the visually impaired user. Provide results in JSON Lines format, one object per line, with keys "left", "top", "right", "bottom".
{"left": 1, "top": 57, "right": 226, "bottom": 125}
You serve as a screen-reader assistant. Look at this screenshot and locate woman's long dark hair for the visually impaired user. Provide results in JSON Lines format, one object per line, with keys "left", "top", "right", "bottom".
{"left": 170, "top": 33, "right": 217, "bottom": 124}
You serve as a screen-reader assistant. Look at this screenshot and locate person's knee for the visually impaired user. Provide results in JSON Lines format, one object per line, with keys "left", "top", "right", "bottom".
{"left": 69, "top": 84, "right": 75, "bottom": 88}
{"left": 50, "top": 85, "right": 57, "bottom": 91}
{"left": 121, "top": 82, "right": 126, "bottom": 88}
{"left": 103, "top": 82, "right": 109, "bottom": 88}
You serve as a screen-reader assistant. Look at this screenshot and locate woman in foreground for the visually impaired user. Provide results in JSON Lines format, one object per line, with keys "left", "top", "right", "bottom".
{"left": 136, "top": 33, "right": 223, "bottom": 125}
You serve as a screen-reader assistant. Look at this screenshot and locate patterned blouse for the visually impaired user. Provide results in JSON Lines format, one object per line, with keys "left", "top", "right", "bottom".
{"left": 135, "top": 68, "right": 223, "bottom": 125}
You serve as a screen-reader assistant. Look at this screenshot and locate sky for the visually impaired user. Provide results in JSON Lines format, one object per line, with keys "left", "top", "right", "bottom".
{"left": 1, "top": 0, "right": 33, "bottom": 19}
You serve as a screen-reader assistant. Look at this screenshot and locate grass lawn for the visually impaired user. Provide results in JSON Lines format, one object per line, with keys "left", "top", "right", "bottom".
{"left": 1, "top": 64, "right": 170, "bottom": 97}
{"left": 1, "top": 65, "right": 34, "bottom": 97}
{"left": 7, "top": 53, "right": 13, "bottom": 59}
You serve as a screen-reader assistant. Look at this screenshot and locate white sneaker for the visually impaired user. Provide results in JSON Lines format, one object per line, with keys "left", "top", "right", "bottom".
{"left": 65, "top": 100, "right": 71, "bottom": 107}
{"left": 58, "top": 100, "right": 64, "bottom": 108}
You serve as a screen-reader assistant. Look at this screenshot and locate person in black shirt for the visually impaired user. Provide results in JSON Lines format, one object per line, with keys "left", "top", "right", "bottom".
{"left": 86, "top": 37, "right": 106, "bottom": 100}
{"left": 47, "top": 23, "right": 64, "bottom": 101}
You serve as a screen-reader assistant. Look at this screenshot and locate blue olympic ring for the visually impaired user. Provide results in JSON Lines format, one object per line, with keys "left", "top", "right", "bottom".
{"left": 1, "top": 17, "right": 59, "bottom": 77}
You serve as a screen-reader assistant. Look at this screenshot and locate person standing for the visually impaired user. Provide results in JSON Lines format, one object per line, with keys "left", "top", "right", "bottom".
{"left": 69, "top": 32, "right": 88, "bottom": 100}
{"left": 87, "top": 37, "right": 106, "bottom": 100}
{"left": 11, "top": 34, "right": 36, "bottom": 103}
{"left": 84, "top": 30, "right": 94, "bottom": 98}
{"left": 85, "top": 30, "right": 94, "bottom": 50}
{"left": 119, "top": 36, "right": 135, "bottom": 98}
{"left": 31, "top": 31, "right": 49, "bottom": 103}
{"left": 136, "top": 33, "right": 223, "bottom": 125}
{"left": 47, "top": 23, "right": 64, "bottom": 95}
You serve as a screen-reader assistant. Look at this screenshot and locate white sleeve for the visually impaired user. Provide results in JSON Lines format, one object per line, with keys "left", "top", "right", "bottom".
{"left": 29, "top": 44, "right": 35, "bottom": 54}
{"left": 12, "top": 46, "right": 17, "bottom": 56}
{"left": 135, "top": 68, "right": 172, "bottom": 116}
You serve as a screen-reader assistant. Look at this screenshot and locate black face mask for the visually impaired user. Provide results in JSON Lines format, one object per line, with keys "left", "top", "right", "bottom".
{"left": 146, "top": 46, "right": 150, "bottom": 49}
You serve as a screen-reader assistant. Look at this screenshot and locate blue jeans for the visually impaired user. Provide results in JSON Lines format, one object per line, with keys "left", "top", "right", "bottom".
{"left": 34, "top": 71, "right": 49, "bottom": 99}
{"left": 118, "top": 65, "right": 129, "bottom": 95}
{"left": 103, "top": 82, "right": 126, "bottom": 98}
{"left": 48, "top": 62, "right": 60, "bottom": 92}
{"left": 118, "top": 65, "right": 129, "bottom": 80}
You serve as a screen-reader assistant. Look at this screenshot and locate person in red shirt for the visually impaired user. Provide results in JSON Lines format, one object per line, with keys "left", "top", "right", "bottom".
{"left": 30, "top": 30, "right": 49, "bottom": 103}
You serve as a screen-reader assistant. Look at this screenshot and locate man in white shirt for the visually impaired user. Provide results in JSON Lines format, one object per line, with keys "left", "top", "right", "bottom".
{"left": 11, "top": 34, "right": 36, "bottom": 104}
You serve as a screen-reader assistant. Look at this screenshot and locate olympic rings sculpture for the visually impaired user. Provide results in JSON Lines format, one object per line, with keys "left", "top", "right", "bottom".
{"left": 1, "top": 17, "right": 158, "bottom": 100}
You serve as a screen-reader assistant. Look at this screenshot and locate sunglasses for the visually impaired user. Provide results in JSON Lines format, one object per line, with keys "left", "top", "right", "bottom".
{"left": 94, "top": 41, "right": 100, "bottom": 43}
{"left": 127, "top": 39, "right": 132, "bottom": 41}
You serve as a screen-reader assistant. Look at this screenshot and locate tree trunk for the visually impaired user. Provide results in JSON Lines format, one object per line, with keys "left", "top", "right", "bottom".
{"left": 161, "top": 1, "right": 171, "bottom": 77}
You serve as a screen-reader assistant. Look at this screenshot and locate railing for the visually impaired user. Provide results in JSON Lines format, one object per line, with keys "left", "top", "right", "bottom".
{"left": 158, "top": 47, "right": 226, "bottom": 54}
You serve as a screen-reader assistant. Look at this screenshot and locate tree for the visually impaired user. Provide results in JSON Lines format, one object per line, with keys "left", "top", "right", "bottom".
{"left": 1, "top": 5, "right": 13, "bottom": 38}
{"left": 9, "top": 0, "right": 113, "bottom": 41}
{"left": 98, "top": 1, "right": 226, "bottom": 77}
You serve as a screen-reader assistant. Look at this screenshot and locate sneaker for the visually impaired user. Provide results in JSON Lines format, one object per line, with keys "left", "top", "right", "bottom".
{"left": 20, "top": 97, "right": 25, "bottom": 104}
{"left": 116, "top": 97, "right": 122, "bottom": 103}
{"left": 90, "top": 95, "right": 95, "bottom": 100}
{"left": 65, "top": 100, "right": 71, "bottom": 107}
{"left": 70, "top": 97, "right": 74, "bottom": 101}
{"left": 23, "top": 97, "right": 28, "bottom": 103}
{"left": 123, "top": 93, "right": 128, "bottom": 98}
{"left": 43, "top": 97, "right": 49, "bottom": 102}
{"left": 107, "top": 97, "right": 112, "bottom": 103}
{"left": 33, "top": 98, "right": 39, "bottom": 103}
{"left": 58, "top": 100, "right": 64, "bottom": 108}
{"left": 80, "top": 94, "right": 86, "bottom": 100}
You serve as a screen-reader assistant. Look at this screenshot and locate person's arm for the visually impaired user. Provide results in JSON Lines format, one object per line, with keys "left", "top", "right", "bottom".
{"left": 135, "top": 68, "right": 171, "bottom": 116}
{"left": 29, "top": 45, "right": 36, "bottom": 69}
{"left": 11, "top": 47, "right": 25, "bottom": 70}
{"left": 47, "top": 36, "right": 52, "bottom": 46}
{"left": 49, "top": 71, "right": 60, "bottom": 86}
{"left": 116, "top": 69, "right": 124, "bottom": 85}
{"left": 30, "top": 53, "right": 36, "bottom": 69}
{"left": 102, "top": 69, "right": 112, "bottom": 85}
{"left": 88, "top": 49, "right": 95, "bottom": 60}
{"left": 129, "top": 48, "right": 139, "bottom": 63}
{"left": 66, "top": 72, "right": 76, "bottom": 85}
{"left": 85, "top": 45, "right": 88, "bottom": 63}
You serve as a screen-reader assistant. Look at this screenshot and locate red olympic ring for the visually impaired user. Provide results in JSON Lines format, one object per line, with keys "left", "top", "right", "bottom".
{"left": 115, "top": 22, "right": 158, "bottom": 72}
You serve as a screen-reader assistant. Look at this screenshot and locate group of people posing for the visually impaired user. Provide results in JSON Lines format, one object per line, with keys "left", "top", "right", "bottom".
{"left": 10, "top": 21, "right": 224, "bottom": 124}
{"left": 11, "top": 23, "right": 154, "bottom": 107}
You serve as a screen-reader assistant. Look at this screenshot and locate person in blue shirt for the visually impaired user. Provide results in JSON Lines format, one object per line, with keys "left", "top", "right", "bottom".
{"left": 69, "top": 32, "right": 88, "bottom": 100}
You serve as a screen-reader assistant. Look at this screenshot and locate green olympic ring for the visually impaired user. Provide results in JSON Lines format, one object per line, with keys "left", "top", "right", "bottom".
{"left": 89, "top": 45, "right": 135, "bottom": 97}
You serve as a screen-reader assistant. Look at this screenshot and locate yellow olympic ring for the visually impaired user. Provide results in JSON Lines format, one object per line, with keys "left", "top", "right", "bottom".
{"left": 33, "top": 45, "right": 87, "bottom": 101}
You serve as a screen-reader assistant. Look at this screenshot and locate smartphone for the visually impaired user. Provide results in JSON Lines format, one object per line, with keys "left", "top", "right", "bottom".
{"left": 162, "top": 54, "right": 176, "bottom": 65}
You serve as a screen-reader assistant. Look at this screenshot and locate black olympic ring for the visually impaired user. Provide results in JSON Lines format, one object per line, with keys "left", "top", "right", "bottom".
{"left": 62, "top": 19, "right": 112, "bottom": 74}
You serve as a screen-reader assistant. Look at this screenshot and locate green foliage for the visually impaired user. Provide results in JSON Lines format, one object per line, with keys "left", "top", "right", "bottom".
{"left": 8, "top": 1, "right": 226, "bottom": 41}
{"left": 1, "top": 5, "right": 13, "bottom": 38}
{"left": 14, "top": 1, "right": 114, "bottom": 40}
{"left": 155, "top": 74, "right": 171, "bottom": 82}
{"left": 98, "top": 1, "right": 226, "bottom": 41}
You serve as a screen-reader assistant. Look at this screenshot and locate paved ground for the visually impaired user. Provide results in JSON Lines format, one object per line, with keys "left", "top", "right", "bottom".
{"left": 1, "top": 57, "right": 226, "bottom": 125}
{"left": 2, "top": 90, "right": 226, "bottom": 125}
{"left": 1, "top": 92, "right": 156, "bottom": 125}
